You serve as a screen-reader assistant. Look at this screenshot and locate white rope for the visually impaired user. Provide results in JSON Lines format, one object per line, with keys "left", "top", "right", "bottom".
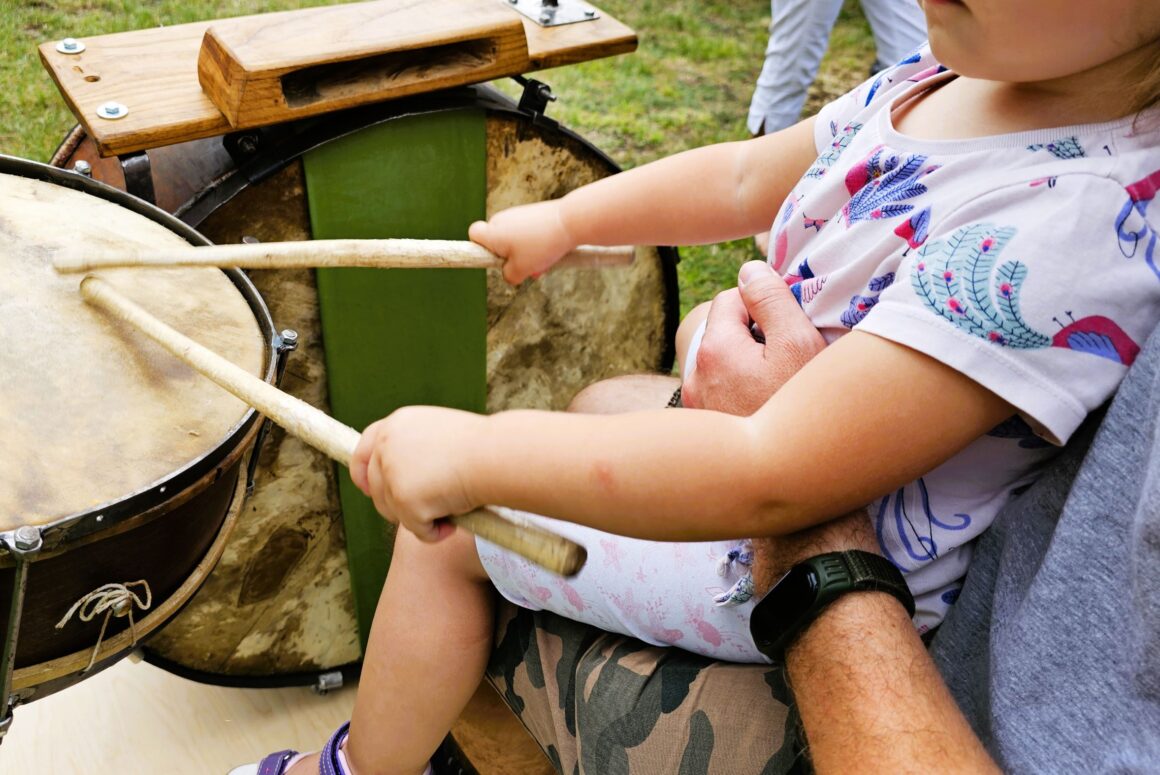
{"left": 55, "top": 580, "right": 153, "bottom": 672}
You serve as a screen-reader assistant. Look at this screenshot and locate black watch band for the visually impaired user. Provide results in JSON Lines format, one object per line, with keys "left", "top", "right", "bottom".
{"left": 750, "top": 550, "right": 915, "bottom": 661}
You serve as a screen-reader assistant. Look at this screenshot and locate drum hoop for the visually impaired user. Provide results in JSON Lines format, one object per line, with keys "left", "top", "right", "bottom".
{"left": 10, "top": 473, "right": 248, "bottom": 697}
{"left": 0, "top": 155, "right": 279, "bottom": 551}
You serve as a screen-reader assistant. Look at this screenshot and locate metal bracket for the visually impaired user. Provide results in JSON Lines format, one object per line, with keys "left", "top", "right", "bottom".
{"left": 0, "top": 527, "right": 43, "bottom": 742}
{"left": 312, "top": 670, "right": 344, "bottom": 695}
{"left": 246, "top": 327, "right": 300, "bottom": 496}
{"left": 513, "top": 76, "right": 558, "bottom": 129}
{"left": 504, "top": 0, "right": 599, "bottom": 27}
{"left": 118, "top": 151, "right": 156, "bottom": 205}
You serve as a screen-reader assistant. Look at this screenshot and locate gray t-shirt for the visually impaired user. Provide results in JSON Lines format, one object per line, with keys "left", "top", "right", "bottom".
{"left": 930, "top": 324, "right": 1160, "bottom": 771}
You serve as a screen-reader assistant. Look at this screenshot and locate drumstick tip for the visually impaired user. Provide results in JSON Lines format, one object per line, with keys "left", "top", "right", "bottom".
{"left": 53, "top": 255, "right": 89, "bottom": 274}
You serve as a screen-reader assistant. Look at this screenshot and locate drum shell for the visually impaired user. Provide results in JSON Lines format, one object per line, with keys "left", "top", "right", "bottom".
{"left": 0, "top": 156, "right": 278, "bottom": 698}
{"left": 53, "top": 86, "right": 679, "bottom": 683}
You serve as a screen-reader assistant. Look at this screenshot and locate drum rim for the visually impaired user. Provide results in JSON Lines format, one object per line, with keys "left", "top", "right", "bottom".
{"left": 0, "top": 154, "right": 279, "bottom": 551}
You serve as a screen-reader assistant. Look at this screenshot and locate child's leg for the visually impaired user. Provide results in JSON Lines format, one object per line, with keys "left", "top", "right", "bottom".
{"left": 288, "top": 527, "right": 494, "bottom": 775}
{"left": 478, "top": 507, "right": 771, "bottom": 664}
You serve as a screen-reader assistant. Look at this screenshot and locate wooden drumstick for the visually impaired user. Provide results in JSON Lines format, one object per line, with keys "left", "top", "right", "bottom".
{"left": 54, "top": 239, "right": 635, "bottom": 274}
{"left": 79, "top": 276, "right": 588, "bottom": 577}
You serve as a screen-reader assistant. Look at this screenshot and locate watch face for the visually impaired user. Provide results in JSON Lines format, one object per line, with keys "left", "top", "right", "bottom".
{"left": 750, "top": 566, "right": 819, "bottom": 654}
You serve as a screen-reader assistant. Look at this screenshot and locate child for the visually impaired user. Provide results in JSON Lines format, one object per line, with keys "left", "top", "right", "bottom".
{"left": 239, "top": 1, "right": 1160, "bottom": 772}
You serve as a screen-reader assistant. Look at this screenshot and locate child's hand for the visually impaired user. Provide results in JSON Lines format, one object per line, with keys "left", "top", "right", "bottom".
{"left": 350, "top": 406, "right": 486, "bottom": 543}
{"left": 468, "top": 200, "right": 576, "bottom": 285}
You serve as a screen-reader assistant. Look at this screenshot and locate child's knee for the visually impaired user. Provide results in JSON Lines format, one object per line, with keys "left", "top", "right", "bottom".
{"left": 393, "top": 526, "right": 488, "bottom": 581}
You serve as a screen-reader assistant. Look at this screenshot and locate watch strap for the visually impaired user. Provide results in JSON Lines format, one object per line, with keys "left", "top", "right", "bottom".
{"left": 818, "top": 550, "right": 915, "bottom": 617}
{"left": 753, "top": 550, "right": 915, "bottom": 661}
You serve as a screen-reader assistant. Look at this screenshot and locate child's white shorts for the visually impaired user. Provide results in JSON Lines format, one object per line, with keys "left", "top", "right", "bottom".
{"left": 476, "top": 507, "right": 772, "bottom": 664}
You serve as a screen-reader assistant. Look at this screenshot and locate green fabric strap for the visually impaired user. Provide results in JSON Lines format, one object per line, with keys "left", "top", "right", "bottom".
{"left": 304, "top": 109, "right": 488, "bottom": 648}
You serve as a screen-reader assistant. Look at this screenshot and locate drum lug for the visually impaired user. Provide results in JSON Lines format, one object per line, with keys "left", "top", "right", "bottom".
{"left": 312, "top": 669, "right": 344, "bottom": 695}
{"left": 246, "top": 328, "right": 300, "bottom": 496}
{"left": 512, "top": 76, "right": 559, "bottom": 129}
{"left": 0, "top": 527, "right": 43, "bottom": 742}
{"left": 119, "top": 150, "right": 157, "bottom": 206}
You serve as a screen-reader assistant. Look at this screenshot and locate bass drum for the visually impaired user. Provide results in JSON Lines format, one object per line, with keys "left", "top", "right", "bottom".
{"left": 54, "top": 84, "right": 679, "bottom": 687}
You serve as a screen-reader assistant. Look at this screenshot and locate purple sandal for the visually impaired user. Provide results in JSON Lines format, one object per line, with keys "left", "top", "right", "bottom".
{"left": 228, "top": 722, "right": 351, "bottom": 775}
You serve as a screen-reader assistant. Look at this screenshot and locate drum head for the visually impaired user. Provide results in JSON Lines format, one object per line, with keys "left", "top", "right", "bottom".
{"left": 0, "top": 171, "right": 265, "bottom": 531}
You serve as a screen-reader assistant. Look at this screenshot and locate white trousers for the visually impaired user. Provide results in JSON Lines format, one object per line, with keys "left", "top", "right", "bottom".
{"left": 748, "top": 0, "right": 927, "bottom": 135}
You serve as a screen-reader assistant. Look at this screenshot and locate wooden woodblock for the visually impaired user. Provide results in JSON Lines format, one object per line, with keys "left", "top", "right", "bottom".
{"left": 38, "top": 0, "right": 636, "bottom": 157}
{"left": 198, "top": 0, "right": 529, "bottom": 128}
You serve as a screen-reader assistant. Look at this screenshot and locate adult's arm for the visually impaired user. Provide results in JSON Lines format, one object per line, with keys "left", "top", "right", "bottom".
{"left": 763, "top": 510, "right": 999, "bottom": 774}
{"left": 693, "top": 264, "right": 998, "bottom": 771}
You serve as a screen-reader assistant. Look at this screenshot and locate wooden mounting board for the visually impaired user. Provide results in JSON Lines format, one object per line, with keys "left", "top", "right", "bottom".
{"left": 39, "top": 0, "right": 636, "bottom": 158}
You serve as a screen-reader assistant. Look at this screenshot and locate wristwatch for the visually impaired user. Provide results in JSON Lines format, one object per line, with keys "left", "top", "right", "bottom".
{"left": 750, "top": 550, "right": 915, "bottom": 661}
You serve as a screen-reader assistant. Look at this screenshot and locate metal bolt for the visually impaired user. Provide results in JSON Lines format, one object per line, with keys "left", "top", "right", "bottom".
{"left": 507, "top": 0, "right": 517, "bottom": 4}
{"left": 584, "top": 9, "right": 597, "bottom": 17}
{"left": 96, "top": 101, "right": 128, "bottom": 120}
{"left": 56, "top": 38, "right": 85, "bottom": 54}
{"left": 13, "top": 526, "right": 40, "bottom": 551}
{"left": 242, "top": 235, "right": 261, "bottom": 245}
{"left": 72, "top": 160, "right": 93, "bottom": 177}
{"left": 539, "top": 11, "right": 552, "bottom": 23}
{"left": 280, "top": 329, "right": 300, "bottom": 350}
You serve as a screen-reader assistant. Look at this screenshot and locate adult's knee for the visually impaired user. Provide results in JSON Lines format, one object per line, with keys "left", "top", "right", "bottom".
{"left": 567, "top": 374, "right": 680, "bottom": 414}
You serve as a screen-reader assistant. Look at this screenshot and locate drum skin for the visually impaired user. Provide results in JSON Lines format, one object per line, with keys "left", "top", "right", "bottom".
{"left": 54, "top": 86, "right": 679, "bottom": 683}
{"left": 0, "top": 156, "right": 275, "bottom": 699}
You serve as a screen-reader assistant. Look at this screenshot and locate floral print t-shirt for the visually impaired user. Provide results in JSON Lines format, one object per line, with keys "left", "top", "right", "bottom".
{"left": 772, "top": 46, "right": 1160, "bottom": 631}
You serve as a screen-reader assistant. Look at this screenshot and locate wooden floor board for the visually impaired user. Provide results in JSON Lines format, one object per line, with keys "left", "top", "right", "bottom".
{"left": 0, "top": 658, "right": 356, "bottom": 774}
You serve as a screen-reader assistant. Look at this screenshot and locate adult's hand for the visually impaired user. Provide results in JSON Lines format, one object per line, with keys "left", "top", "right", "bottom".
{"left": 680, "top": 261, "right": 825, "bottom": 414}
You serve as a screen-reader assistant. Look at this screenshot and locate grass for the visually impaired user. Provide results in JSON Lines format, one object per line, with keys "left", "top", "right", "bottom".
{"left": 0, "top": 0, "right": 875, "bottom": 315}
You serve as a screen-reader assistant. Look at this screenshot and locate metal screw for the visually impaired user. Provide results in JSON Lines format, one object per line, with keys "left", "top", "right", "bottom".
{"left": 72, "top": 159, "right": 93, "bottom": 177}
{"left": 13, "top": 526, "right": 40, "bottom": 551}
{"left": 96, "top": 101, "right": 128, "bottom": 120}
{"left": 56, "top": 38, "right": 85, "bottom": 54}
{"left": 280, "top": 329, "right": 300, "bottom": 350}
{"left": 539, "top": 11, "right": 552, "bottom": 23}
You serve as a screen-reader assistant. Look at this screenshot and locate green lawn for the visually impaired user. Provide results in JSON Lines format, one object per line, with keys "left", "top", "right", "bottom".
{"left": 0, "top": 0, "right": 875, "bottom": 313}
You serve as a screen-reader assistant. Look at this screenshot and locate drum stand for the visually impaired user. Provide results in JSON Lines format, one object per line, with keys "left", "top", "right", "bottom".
{"left": 0, "top": 526, "right": 43, "bottom": 742}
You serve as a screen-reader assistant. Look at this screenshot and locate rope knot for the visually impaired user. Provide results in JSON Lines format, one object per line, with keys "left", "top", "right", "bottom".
{"left": 55, "top": 580, "right": 153, "bottom": 672}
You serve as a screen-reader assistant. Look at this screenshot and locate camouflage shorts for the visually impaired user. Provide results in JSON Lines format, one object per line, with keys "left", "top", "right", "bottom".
{"left": 486, "top": 602, "right": 804, "bottom": 775}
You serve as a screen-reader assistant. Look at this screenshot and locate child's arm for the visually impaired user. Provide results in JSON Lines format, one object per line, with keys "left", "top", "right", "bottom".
{"left": 469, "top": 117, "right": 819, "bottom": 283}
{"left": 351, "top": 329, "right": 1014, "bottom": 543}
